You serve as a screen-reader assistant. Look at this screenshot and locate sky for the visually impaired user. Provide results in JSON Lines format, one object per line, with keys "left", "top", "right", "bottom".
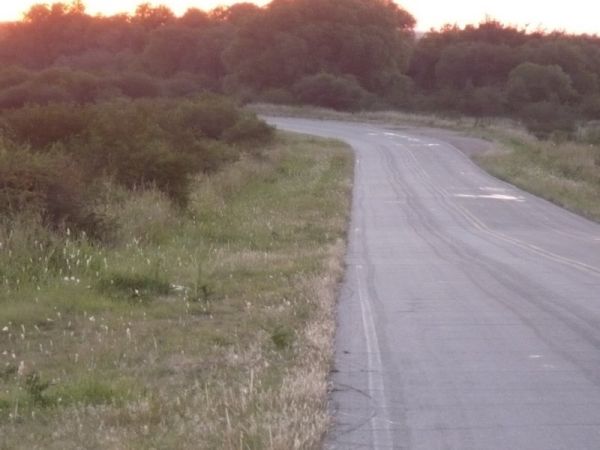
{"left": 1, "top": 0, "right": 598, "bottom": 35}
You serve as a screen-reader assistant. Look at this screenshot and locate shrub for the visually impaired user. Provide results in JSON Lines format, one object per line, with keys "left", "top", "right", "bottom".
{"left": 0, "top": 145, "right": 106, "bottom": 237}
{"left": 0, "top": 66, "right": 31, "bottom": 90}
{"left": 162, "top": 74, "right": 203, "bottom": 97}
{"left": 520, "top": 101, "right": 577, "bottom": 138}
{"left": 461, "top": 86, "right": 506, "bottom": 118}
{"left": 112, "top": 144, "right": 195, "bottom": 206}
{"left": 111, "top": 72, "right": 162, "bottom": 98}
{"left": 1, "top": 102, "right": 90, "bottom": 148}
{"left": 174, "top": 95, "right": 239, "bottom": 139}
{"left": 293, "top": 73, "right": 369, "bottom": 111}
{"left": 506, "top": 63, "right": 576, "bottom": 108}
{"left": 0, "top": 97, "right": 273, "bottom": 211}
{"left": 223, "top": 113, "right": 274, "bottom": 144}
{"left": 258, "top": 88, "right": 295, "bottom": 105}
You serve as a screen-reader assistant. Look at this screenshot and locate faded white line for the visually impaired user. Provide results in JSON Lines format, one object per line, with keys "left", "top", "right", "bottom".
{"left": 455, "top": 194, "right": 526, "bottom": 202}
{"left": 355, "top": 265, "right": 393, "bottom": 449}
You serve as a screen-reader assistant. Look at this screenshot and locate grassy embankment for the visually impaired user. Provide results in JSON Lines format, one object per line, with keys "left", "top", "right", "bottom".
{"left": 0, "top": 131, "right": 353, "bottom": 448}
{"left": 255, "top": 103, "right": 600, "bottom": 223}
{"left": 472, "top": 130, "right": 600, "bottom": 222}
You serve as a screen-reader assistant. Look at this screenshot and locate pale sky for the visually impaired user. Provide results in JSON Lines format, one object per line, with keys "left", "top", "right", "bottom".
{"left": 2, "top": 0, "right": 599, "bottom": 35}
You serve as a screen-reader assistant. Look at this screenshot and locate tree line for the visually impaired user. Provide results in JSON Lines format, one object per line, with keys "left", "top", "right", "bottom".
{"left": 1, "top": 1, "right": 600, "bottom": 136}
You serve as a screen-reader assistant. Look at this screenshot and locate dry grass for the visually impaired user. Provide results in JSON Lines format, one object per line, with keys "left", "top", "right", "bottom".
{"left": 474, "top": 133, "right": 600, "bottom": 222}
{"left": 0, "top": 132, "right": 353, "bottom": 449}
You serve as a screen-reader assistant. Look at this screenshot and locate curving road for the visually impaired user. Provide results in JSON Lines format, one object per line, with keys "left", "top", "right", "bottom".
{"left": 267, "top": 117, "right": 600, "bottom": 450}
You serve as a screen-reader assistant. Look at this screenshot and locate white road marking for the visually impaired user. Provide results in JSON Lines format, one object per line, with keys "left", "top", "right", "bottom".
{"left": 355, "top": 265, "right": 393, "bottom": 448}
{"left": 455, "top": 194, "right": 526, "bottom": 202}
{"left": 480, "top": 187, "right": 507, "bottom": 192}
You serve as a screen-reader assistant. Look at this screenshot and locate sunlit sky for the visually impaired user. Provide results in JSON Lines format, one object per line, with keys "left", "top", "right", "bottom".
{"left": 1, "top": 0, "right": 598, "bottom": 35}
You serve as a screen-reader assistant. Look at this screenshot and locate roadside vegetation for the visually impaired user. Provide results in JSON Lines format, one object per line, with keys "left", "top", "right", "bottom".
{"left": 0, "top": 124, "right": 353, "bottom": 447}
{"left": 2, "top": 1, "right": 600, "bottom": 138}
{"left": 1, "top": 0, "right": 600, "bottom": 446}
{"left": 474, "top": 124, "right": 600, "bottom": 222}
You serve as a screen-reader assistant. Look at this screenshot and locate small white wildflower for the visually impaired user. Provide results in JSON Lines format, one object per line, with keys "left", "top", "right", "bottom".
{"left": 89, "top": 316, "right": 95, "bottom": 322}
{"left": 1, "top": 327, "right": 7, "bottom": 332}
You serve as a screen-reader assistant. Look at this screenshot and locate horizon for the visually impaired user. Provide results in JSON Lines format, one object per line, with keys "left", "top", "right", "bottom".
{"left": 0, "top": 0, "right": 598, "bottom": 35}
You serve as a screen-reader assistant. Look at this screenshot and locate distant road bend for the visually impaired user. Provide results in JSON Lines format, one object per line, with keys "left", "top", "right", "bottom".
{"left": 267, "top": 117, "right": 600, "bottom": 450}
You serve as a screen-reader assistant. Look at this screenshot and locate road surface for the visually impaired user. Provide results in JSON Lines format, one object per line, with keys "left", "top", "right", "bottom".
{"left": 267, "top": 118, "right": 600, "bottom": 450}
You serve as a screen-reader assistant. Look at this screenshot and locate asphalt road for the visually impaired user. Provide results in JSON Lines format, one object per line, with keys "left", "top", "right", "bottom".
{"left": 266, "top": 117, "right": 600, "bottom": 450}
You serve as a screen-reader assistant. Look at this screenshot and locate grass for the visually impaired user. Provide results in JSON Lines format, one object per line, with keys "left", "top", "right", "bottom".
{"left": 474, "top": 131, "right": 600, "bottom": 222}
{"left": 0, "top": 132, "right": 353, "bottom": 449}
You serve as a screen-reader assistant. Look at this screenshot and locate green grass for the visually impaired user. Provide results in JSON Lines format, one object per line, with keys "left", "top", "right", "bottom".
{"left": 0, "top": 132, "right": 353, "bottom": 449}
{"left": 474, "top": 132, "right": 600, "bottom": 222}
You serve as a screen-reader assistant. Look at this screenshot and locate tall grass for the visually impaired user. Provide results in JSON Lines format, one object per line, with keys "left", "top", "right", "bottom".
{"left": 0, "top": 133, "right": 353, "bottom": 449}
{"left": 475, "top": 130, "right": 600, "bottom": 222}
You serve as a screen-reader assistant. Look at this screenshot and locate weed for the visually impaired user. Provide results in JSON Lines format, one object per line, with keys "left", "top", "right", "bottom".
{"left": 97, "top": 272, "right": 171, "bottom": 301}
{"left": 23, "top": 372, "right": 52, "bottom": 407}
{"left": 271, "top": 326, "right": 295, "bottom": 351}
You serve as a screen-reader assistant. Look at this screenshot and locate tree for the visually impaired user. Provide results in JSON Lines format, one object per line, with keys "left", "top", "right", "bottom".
{"left": 506, "top": 62, "right": 576, "bottom": 107}
{"left": 133, "top": 3, "right": 175, "bottom": 29}
{"left": 435, "top": 42, "right": 515, "bottom": 89}
{"left": 223, "top": 0, "right": 415, "bottom": 92}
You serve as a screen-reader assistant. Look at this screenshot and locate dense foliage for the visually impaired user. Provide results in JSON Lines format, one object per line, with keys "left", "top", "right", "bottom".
{"left": 408, "top": 20, "right": 600, "bottom": 135}
{"left": 1, "top": 1, "right": 600, "bottom": 134}
{"left": 0, "top": 0, "right": 415, "bottom": 110}
{"left": 0, "top": 96, "right": 273, "bottom": 238}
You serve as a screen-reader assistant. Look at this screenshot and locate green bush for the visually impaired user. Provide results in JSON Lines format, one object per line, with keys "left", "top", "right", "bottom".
{"left": 111, "top": 72, "right": 163, "bottom": 99}
{"left": 0, "top": 66, "right": 31, "bottom": 90}
{"left": 0, "top": 145, "right": 106, "bottom": 237}
{"left": 0, "top": 97, "right": 273, "bottom": 212}
{"left": 223, "top": 113, "right": 274, "bottom": 144}
{"left": 174, "top": 95, "right": 239, "bottom": 139}
{"left": 113, "top": 144, "right": 195, "bottom": 206}
{"left": 1, "top": 102, "right": 90, "bottom": 148}
{"left": 520, "top": 101, "right": 577, "bottom": 139}
{"left": 293, "top": 73, "right": 369, "bottom": 111}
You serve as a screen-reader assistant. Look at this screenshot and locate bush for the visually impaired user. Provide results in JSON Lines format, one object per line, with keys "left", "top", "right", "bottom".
{"left": 111, "top": 72, "right": 163, "bottom": 98}
{"left": 461, "top": 86, "right": 506, "bottom": 118}
{"left": 520, "top": 101, "right": 577, "bottom": 139}
{"left": 0, "top": 97, "right": 274, "bottom": 210}
{"left": 223, "top": 113, "right": 274, "bottom": 144}
{"left": 258, "top": 88, "right": 296, "bottom": 105}
{"left": 293, "top": 73, "right": 369, "bottom": 111}
{"left": 112, "top": 144, "right": 195, "bottom": 206}
{"left": 0, "top": 66, "right": 31, "bottom": 90}
{"left": 1, "top": 102, "right": 90, "bottom": 148}
{"left": 0, "top": 145, "right": 106, "bottom": 237}
{"left": 173, "top": 95, "right": 239, "bottom": 139}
